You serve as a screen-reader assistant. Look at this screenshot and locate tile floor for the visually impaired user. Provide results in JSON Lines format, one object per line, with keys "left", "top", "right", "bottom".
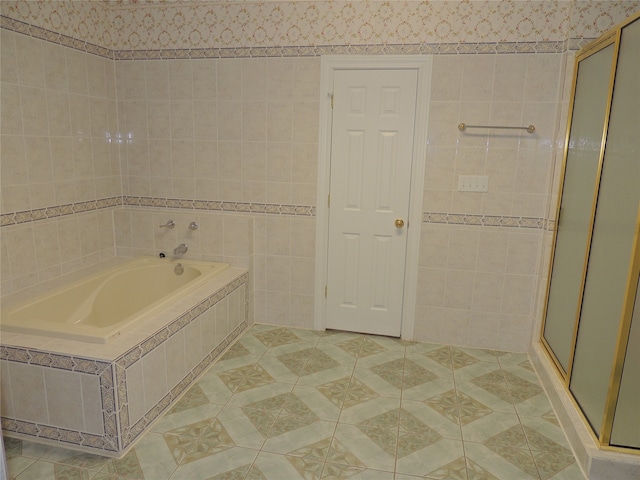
{"left": 4, "top": 324, "right": 586, "bottom": 479}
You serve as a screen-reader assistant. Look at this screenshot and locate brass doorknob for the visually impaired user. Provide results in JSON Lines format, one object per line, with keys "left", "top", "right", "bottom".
{"left": 395, "top": 218, "right": 405, "bottom": 228}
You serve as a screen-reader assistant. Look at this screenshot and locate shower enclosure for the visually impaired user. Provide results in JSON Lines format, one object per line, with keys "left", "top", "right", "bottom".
{"left": 540, "top": 9, "right": 639, "bottom": 459}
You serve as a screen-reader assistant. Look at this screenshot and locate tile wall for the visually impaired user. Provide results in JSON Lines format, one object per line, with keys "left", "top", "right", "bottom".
{"left": 414, "top": 53, "right": 567, "bottom": 351}
{"left": 0, "top": 24, "right": 564, "bottom": 353}
{"left": 0, "top": 28, "right": 120, "bottom": 295}
{"left": 0, "top": 29, "right": 121, "bottom": 213}
{"left": 2, "top": 4, "right": 636, "bottom": 353}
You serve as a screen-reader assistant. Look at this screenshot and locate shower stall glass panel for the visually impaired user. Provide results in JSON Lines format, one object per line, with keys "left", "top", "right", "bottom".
{"left": 541, "top": 42, "right": 615, "bottom": 374}
{"left": 569, "top": 15, "right": 640, "bottom": 446}
{"left": 541, "top": 12, "right": 640, "bottom": 453}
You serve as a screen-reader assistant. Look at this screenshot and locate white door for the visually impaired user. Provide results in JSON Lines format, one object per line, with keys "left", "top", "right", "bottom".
{"left": 325, "top": 68, "right": 418, "bottom": 337}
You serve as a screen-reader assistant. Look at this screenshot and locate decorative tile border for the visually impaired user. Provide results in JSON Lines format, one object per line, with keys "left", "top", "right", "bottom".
{"left": 1, "top": 15, "right": 591, "bottom": 60}
{"left": 0, "top": 197, "right": 123, "bottom": 227}
{"left": 1, "top": 199, "right": 553, "bottom": 230}
{"left": 0, "top": 197, "right": 316, "bottom": 227}
{"left": 123, "top": 196, "right": 316, "bottom": 216}
{"left": 0, "top": 15, "right": 114, "bottom": 59}
{"left": 0, "top": 348, "right": 119, "bottom": 453}
{"left": 112, "top": 41, "right": 570, "bottom": 60}
{"left": 422, "top": 212, "right": 548, "bottom": 230}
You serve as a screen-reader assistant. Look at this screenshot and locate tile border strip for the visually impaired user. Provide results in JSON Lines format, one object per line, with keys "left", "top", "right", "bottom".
{"left": 0, "top": 198, "right": 551, "bottom": 230}
{"left": 1, "top": 15, "right": 593, "bottom": 59}
{"left": 0, "top": 197, "right": 124, "bottom": 227}
{"left": 0, "top": 16, "right": 115, "bottom": 59}
{"left": 422, "top": 212, "right": 548, "bottom": 230}
{"left": 0, "top": 197, "right": 316, "bottom": 227}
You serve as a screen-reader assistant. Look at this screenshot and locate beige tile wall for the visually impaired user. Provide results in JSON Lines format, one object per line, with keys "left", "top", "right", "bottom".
{"left": 414, "top": 53, "right": 566, "bottom": 351}
{"left": 0, "top": 29, "right": 120, "bottom": 294}
{"left": 115, "top": 57, "right": 319, "bottom": 205}
{"left": 0, "top": 210, "right": 116, "bottom": 295}
{"left": 1, "top": 25, "right": 570, "bottom": 351}
{"left": 0, "top": 29, "right": 121, "bottom": 214}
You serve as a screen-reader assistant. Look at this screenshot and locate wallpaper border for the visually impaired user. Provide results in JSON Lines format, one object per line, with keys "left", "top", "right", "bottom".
{"left": 1, "top": 15, "right": 594, "bottom": 60}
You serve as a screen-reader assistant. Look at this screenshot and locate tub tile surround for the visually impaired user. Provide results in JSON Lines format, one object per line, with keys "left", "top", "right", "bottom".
{"left": 1, "top": 265, "right": 250, "bottom": 457}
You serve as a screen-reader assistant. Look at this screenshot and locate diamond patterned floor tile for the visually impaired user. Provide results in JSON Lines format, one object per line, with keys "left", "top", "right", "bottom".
{"left": 395, "top": 438, "right": 465, "bottom": 478}
{"left": 405, "top": 352, "right": 455, "bottom": 379}
{"left": 291, "top": 384, "right": 343, "bottom": 421}
{"left": 335, "top": 337, "right": 364, "bottom": 357}
{"left": 5, "top": 326, "right": 585, "bottom": 480}
{"left": 350, "top": 367, "right": 402, "bottom": 398}
{"left": 464, "top": 442, "right": 540, "bottom": 480}
{"left": 277, "top": 347, "right": 338, "bottom": 376}
{"left": 168, "top": 446, "right": 259, "bottom": 480}
{"left": 422, "top": 456, "right": 469, "bottom": 480}
{"left": 461, "top": 412, "right": 524, "bottom": 445}
{"left": 455, "top": 379, "right": 516, "bottom": 414}
{"left": 167, "top": 384, "right": 211, "bottom": 415}
{"left": 163, "top": 432, "right": 234, "bottom": 465}
{"left": 251, "top": 450, "right": 324, "bottom": 479}
{"left": 450, "top": 348, "right": 484, "bottom": 369}
{"left": 338, "top": 395, "right": 401, "bottom": 426}
{"left": 262, "top": 417, "right": 337, "bottom": 456}
{"left": 315, "top": 376, "right": 351, "bottom": 408}
{"left": 532, "top": 450, "right": 578, "bottom": 480}
{"left": 253, "top": 327, "right": 303, "bottom": 348}
{"left": 321, "top": 463, "right": 395, "bottom": 479}
{"left": 400, "top": 399, "right": 462, "bottom": 440}
{"left": 220, "top": 341, "right": 253, "bottom": 361}
{"left": 331, "top": 424, "right": 396, "bottom": 472}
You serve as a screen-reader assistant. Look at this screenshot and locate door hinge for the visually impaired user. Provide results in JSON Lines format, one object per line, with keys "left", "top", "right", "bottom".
{"left": 328, "top": 194, "right": 331, "bottom": 207}
{"left": 329, "top": 93, "right": 334, "bottom": 109}
{"left": 325, "top": 285, "right": 327, "bottom": 298}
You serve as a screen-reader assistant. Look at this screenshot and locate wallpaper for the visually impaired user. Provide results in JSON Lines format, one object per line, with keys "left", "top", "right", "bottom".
{"left": 1, "top": 1, "right": 639, "bottom": 53}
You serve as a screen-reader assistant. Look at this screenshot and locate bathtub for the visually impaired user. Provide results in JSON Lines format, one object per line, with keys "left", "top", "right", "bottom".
{"left": 1, "top": 257, "right": 249, "bottom": 457}
{"left": 1, "top": 257, "right": 228, "bottom": 344}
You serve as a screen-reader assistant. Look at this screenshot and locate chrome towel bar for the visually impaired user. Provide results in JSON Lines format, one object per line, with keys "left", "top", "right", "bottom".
{"left": 458, "top": 122, "right": 536, "bottom": 134}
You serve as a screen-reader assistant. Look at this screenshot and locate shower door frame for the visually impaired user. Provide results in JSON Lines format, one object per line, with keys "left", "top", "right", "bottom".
{"left": 539, "top": 10, "right": 640, "bottom": 455}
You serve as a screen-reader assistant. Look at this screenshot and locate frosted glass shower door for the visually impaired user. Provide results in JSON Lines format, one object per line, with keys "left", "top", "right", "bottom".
{"left": 542, "top": 42, "right": 615, "bottom": 373}
{"left": 570, "top": 16, "right": 640, "bottom": 439}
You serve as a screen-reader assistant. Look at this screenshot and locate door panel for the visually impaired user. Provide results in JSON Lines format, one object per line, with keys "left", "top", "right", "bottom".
{"left": 326, "top": 68, "right": 418, "bottom": 336}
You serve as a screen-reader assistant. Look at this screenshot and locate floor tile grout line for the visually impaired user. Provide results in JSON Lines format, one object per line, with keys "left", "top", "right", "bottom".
{"left": 447, "top": 344, "right": 471, "bottom": 480}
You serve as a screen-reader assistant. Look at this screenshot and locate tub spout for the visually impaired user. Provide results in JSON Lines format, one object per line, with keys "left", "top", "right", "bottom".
{"left": 174, "top": 243, "right": 188, "bottom": 255}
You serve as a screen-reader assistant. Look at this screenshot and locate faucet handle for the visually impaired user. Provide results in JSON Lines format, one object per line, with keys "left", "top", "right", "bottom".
{"left": 159, "top": 220, "right": 176, "bottom": 228}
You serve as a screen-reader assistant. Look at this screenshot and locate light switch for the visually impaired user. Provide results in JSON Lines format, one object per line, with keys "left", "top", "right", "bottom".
{"left": 458, "top": 175, "right": 489, "bottom": 192}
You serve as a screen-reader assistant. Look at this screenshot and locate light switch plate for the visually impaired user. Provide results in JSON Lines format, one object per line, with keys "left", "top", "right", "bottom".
{"left": 458, "top": 175, "right": 489, "bottom": 192}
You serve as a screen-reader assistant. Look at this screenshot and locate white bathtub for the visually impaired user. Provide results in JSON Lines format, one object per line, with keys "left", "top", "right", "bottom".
{"left": 0, "top": 257, "right": 228, "bottom": 344}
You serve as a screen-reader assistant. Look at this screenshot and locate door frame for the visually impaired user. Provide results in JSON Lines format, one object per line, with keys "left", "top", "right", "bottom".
{"left": 314, "top": 55, "right": 432, "bottom": 340}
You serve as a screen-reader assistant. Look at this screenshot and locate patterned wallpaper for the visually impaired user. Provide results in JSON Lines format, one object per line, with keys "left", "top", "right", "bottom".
{"left": 1, "top": 1, "right": 639, "bottom": 52}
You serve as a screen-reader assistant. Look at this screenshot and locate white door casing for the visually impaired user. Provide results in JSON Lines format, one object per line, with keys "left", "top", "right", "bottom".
{"left": 315, "top": 56, "right": 432, "bottom": 340}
